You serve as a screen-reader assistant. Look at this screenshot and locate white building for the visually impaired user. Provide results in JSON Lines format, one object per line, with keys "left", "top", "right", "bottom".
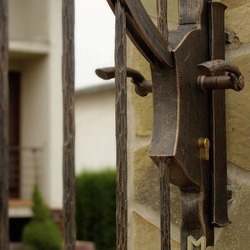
{"left": 8, "top": 0, "right": 63, "bottom": 240}
{"left": 75, "top": 83, "right": 116, "bottom": 173}
{"left": 8, "top": 0, "right": 116, "bottom": 241}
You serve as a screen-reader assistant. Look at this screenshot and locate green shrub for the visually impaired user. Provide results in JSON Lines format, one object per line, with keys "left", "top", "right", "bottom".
{"left": 22, "top": 185, "right": 62, "bottom": 250}
{"left": 76, "top": 169, "right": 116, "bottom": 250}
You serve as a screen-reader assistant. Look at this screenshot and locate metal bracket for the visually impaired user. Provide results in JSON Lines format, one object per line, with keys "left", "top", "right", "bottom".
{"left": 96, "top": 1, "right": 244, "bottom": 249}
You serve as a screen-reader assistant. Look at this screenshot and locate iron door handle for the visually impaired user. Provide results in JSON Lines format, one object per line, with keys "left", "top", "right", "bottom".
{"left": 96, "top": 67, "right": 152, "bottom": 96}
{"left": 197, "top": 59, "right": 244, "bottom": 91}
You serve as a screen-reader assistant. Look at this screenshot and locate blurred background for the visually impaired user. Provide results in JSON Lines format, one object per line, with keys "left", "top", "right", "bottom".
{"left": 8, "top": 0, "right": 116, "bottom": 249}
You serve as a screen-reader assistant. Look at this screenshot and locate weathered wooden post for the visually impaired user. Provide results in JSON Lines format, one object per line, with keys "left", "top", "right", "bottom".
{"left": 62, "top": 0, "right": 76, "bottom": 249}
{"left": 0, "top": 0, "right": 9, "bottom": 249}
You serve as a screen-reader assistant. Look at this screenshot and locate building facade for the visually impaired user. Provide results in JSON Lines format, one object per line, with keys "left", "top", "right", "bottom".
{"left": 8, "top": 0, "right": 63, "bottom": 239}
{"left": 75, "top": 83, "right": 116, "bottom": 173}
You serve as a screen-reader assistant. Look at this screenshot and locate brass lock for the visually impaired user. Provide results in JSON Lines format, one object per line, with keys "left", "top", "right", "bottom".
{"left": 198, "top": 138, "right": 210, "bottom": 161}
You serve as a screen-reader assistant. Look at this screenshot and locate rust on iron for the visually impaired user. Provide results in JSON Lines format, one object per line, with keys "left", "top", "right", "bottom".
{"left": 156, "top": 2, "right": 171, "bottom": 249}
{"left": 157, "top": 0, "right": 168, "bottom": 38}
{"left": 97, "top": 0, "right": 244, "bottom": 249}
{"left": 62, "top": 0, "right": 76, "bottom": 249}
{"left": 115, "top": 1, "right": 128, "bottom": 249}
{"left": 96, "top": 67, "right": 152, "bottom": 96}
{"left": 106, "top": 0, "right": 173, "bottom": 66}
{"left": 0, "top": 0, "right": 9, "bottom": 249}
{"left": 208, "top": 2, "right": 230, "bottom": 228}
{"left": 197, "top": 59, "right": 244, "bottom": 92}
{"left": 159, "top": 158, "right": 171, "bottom": 250}
{"left": 197, "top": 74, "right": 244, "bottom": 92}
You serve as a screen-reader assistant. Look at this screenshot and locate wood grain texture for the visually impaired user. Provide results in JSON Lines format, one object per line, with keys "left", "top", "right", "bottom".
{"left": 115, "top": 1, "right": 127, "bottom": 249}
{"left": 0, "top": 0, "right": 9, "bottom": 249}
{"left": 62, "top": 0, "right": 76, "bottom": 249}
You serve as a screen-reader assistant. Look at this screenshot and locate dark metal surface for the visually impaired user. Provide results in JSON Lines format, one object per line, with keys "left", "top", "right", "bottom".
{"left": 96, "top": 67, "right": 144, "bottom": 82}
{"left": 197, "top": 59, "right": 244, "bottom": 91}
{"left": 106, "top": 0, "right": 173, "bottom": 66}
{"left": 115, "top": 1, "right": 127, "bottom": 249}
{"left": 156, "top": 3, "right": 171, "bottom": 249}
{"left": 159, "top": 158, "right": 171, "bottom": 250}
{"left": 197, "top": 75, "right": 244, "bottom": 92}
{"left": 0, "top": 0, "right": 9, "bottom": 249}
{"left": 95, "top": 67, "right": 152, "bottom": 96}
{"left": 98, "top": 0, "right": 244, "bottom": 249}
{"left": 208, "top": 2, "right": 230, "bottom": 228}
{"left": 157, "top": 0, "right": 168, "bottom": 38}
{"left": 62, "top": 0, "right": 76, "bottom": 249}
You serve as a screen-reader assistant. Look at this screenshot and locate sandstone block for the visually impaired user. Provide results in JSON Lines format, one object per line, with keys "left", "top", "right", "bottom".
{"left": 133, "top": 211, "right": 180, "bottom": 250}
{"left": 133, "top": 211, "right": 160, "bottom": 250}
{"left": 128, "top": 41, "right": 153, "bottom": 137}
{"left": 134, "top": 145, "right": 160, "bottom": 212}
{"left": 219, "top": 0, "right": 250, "bottom": 44}
{"left": 226, "top": 54, "right": 250, "bottom": 170}
{"left": 133, "top": 145, "right": 182, "bottom": 225}
{"left": 215, "top": 185, "right": 250, "bottom": 249}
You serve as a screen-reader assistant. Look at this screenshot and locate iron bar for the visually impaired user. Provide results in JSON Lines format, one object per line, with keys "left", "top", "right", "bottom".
{"left": 157, "top": 0, "right": 168, "bottom": 38}
{"left": 159, "top": 158, "right": 171, "bottom": 250}
{"left": 62, "top": 0, "right": 76, "bottom": 249}
{"left": 209, "top": 2, "right": 230, "bottom": 227}
{"left": 156, "top": 1, "right": 171, "bottom": 249}
{"left": 115, "top": 1, "right": 127, "bottom": 249}
{"left": 0, "top": 0, "right": 9, "bottom": 248}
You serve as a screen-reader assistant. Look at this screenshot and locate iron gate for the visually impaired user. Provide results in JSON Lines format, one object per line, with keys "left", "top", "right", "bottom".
{"left": 0, "top": 1, "right": 244, "bottom": 250}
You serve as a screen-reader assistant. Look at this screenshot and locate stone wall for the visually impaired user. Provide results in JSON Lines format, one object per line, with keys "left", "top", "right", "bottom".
{"left": 127, "top": 1, "right": 250, "bottom": 249}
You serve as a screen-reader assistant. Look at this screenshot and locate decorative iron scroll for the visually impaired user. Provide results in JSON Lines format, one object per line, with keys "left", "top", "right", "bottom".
{"left": 96, "top": 0, "right": 244, "bottom": 250}
{"left": 0, "top": 0, "right": 9, "bottom": 249}
{"left": 62, "top": 0, "right": 76, "bottom": 249}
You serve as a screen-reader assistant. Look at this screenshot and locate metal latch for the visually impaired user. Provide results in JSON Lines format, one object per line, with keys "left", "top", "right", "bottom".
{"left": 96, "top": 1, "right": 244, "bottom": 249}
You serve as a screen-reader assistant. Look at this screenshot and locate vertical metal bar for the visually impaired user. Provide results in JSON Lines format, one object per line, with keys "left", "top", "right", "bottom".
{"left": 209, "top": 2, "right": 230, "bottom": 227}
{"left": 115, "top": 1, "right": 127, "bottom": 249}
{"left": 159, "top": 158, "right": 171, "bottom": 250}
{"left": 157, "top": 0, "right": 168, "bottom": 38}
{"left": 156, "top": 1, "right": 171, "bottom": 249}
{"left": 0, "top": 0, "right": 9, "bottom": 249}
{"left": 62, "top": 0, "right": 76, "bottom": 249}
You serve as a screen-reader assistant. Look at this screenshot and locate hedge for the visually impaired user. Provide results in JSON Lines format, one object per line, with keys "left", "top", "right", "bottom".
{"left": 76, "top": 169, "right": 116, "bottom": 250}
